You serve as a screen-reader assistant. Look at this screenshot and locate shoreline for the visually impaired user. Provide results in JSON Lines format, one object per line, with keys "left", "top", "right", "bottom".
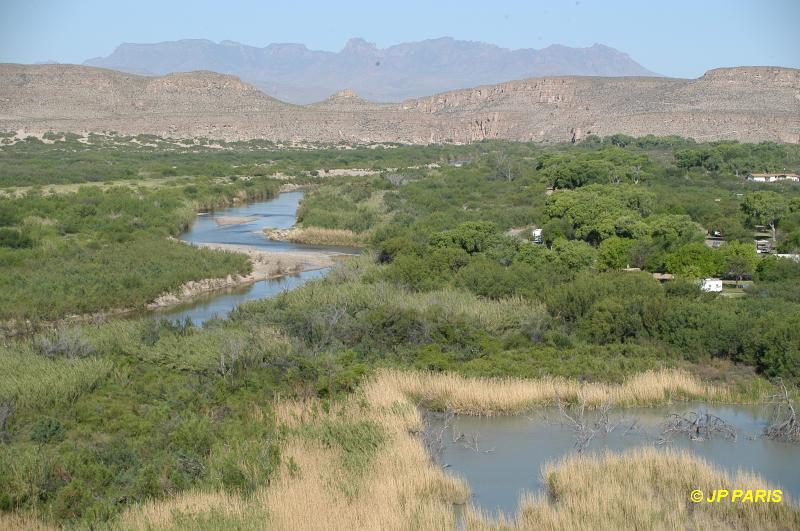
{"left": 146, "top": 242, "right": 354, "bottom": 310}
{"left": 2, "top": 241, "right": 356, "bottom": 334}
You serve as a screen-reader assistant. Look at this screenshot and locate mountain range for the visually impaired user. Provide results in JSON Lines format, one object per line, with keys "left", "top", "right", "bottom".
{"left": 2, "top": 64, "right": 798, "bottom": 145}
{"left": 83, "top": 38, "right": 660, "bottom": 103}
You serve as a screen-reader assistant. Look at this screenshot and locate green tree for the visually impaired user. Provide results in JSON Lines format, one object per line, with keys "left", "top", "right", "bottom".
{"left": 741, "top": 191, "right": 788, "bottom": 245}
{"left": 664, "top": 243, "right": 723, "bottom": 278}
{"left": 597, "top": 237, "right": 637, "bottom": 271}
{"left": 719, "top": 242, "right": 757, "bottom": 287}
{"left": 552, "top": 238, "right": 597, "bottom": 271}
{"left": 647, "top": 214, "right": 705, "bottom": 252}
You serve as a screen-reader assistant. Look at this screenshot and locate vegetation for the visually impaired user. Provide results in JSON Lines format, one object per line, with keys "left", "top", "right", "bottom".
{"left": 0, "top": 177, "right": 283, "bottom": 321}
{"left": 79, "top": 371, "right": 800, "bottom": 530}
{"left": 0, "top": 134, "right": 799, "bottom": 528}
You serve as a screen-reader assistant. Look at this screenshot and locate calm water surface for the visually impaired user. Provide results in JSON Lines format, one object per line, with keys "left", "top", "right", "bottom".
{"left": 179, "top": 190, "right": 356, "bottom": 254}
{"left": 430, "top": 403, "right": 800, "bottom": 517}
{"left": 152, "top": 190, "right": 354, "bottom": 324}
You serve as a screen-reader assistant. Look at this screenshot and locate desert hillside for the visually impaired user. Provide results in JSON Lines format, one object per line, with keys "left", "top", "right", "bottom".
{"left": 0, "top": 63, "right": 798, "bottom": 143}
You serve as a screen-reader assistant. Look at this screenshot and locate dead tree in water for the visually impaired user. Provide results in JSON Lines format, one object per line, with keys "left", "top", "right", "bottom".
{"left": 421, "top": 410, "right": 454, "bottom": 465}
{"left": 658, "top": 411, "right": 737, "bottom": 444}
{"left": 556, "top": 397, "right": 621, "bottom": 453}
{"left": 763, "top": 379, "right": 799, "bottom": 443}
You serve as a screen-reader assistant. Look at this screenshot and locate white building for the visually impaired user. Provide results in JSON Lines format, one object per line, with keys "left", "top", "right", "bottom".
{"left": 747, "top": 172, "right": 800, "bottom": 183}
{"left": 701, "top": 278, "right": 723, "bottom": 292}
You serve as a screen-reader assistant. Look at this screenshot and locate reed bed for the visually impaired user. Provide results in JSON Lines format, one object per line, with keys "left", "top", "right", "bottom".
{"left": 365, "top": 368, "right": 728, "bottom": 414}
{"left": 507, "top": 447, "right": 799, "bottom": 530}
{"left": 117, "top": 386, "right": 469, "bottom": 531}
{"left": 283, "top": 227, "right": 365, "bottom": 247}
{"left": 0, "top": 346, "right": 113, "bottom": 409}
{"left": 276, "top": 280, "right": 547, "bottom": 335}
{"left": 105, "top": 369, "right": 795, "bottom": 531}
{"left": 0, "top": 512, "right": 56, "bottom": 531}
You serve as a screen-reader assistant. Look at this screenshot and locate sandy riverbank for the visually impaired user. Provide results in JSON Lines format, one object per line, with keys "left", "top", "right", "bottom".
{"left": 213, "top": 215, "right": 258, "bottom": 226}
{"left": 146, "top": 243, "right": 353, "bottom": 309}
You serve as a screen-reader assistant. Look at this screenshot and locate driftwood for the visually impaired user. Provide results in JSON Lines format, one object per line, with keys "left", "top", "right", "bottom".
{"left": 658, "top": 411, "right": 737, "bottom": 444}
{"left": 763, "top": 379, "right": 799, "bottom": 443}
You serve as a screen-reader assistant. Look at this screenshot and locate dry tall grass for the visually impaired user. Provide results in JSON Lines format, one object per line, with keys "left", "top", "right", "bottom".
{"left": 508, "top": 448, "right": 799, "bottom": 530}
{"left": 109, "top": 369, "right": 796, "bottom": 531}
{"left": 270, "top": 227, "right": 365, "bottom": 247}
{"left": 0, "top": 512, "right": 56, "bottom": 531}
{"left": 117, "top": 387, "right": 469, "bottom": 531}
{"left": 367, "top": 368, "right": 727, "bottom": 414}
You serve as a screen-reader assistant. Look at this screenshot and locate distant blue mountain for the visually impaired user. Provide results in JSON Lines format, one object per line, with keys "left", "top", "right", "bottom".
{"left": 84, "top": 37, "right": 660, "bottom": 103}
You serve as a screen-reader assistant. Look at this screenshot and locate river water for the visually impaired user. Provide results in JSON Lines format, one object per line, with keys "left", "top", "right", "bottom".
{"left": 429, "top": 403, "right": 800, "bottom": 517}
{"left": 149, "top": 190, "right": 352, "bottom": 324}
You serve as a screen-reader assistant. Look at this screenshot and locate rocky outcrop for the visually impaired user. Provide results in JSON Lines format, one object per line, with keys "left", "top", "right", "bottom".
{"left": 1, "top": 64, "right": 798, "bottom": 144}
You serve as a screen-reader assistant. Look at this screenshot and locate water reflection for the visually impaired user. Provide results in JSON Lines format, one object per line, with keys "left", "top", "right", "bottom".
{"left": 428, "top": 403, "right": 800, "bottom": 517}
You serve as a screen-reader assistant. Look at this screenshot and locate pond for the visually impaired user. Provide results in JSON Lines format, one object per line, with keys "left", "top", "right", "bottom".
{"left": 151, "top": 190, "right": 354, "bottom": 324}
{"left": 427, "top": 403, "right": 800, "bottom": 517}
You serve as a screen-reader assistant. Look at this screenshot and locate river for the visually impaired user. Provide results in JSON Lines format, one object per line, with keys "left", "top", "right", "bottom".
{"left": 148, "top": 190, "right": 353, "bottom": 324}
{"left": 429, "top": 403, "right": 800, "bottom": 517}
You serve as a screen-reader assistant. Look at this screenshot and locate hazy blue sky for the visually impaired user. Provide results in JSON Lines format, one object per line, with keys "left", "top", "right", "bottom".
{"left": 0, "top": 0, "right": 798, "bottom": 78}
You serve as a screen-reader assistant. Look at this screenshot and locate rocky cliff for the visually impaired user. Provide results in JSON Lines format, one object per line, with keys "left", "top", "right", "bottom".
{"left": 1, "top": 64, "right": 798, "bottom": 144}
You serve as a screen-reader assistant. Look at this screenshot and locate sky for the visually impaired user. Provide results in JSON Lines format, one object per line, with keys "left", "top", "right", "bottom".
{"left": 0, "top": 0, "right": 798, "bottom": 78}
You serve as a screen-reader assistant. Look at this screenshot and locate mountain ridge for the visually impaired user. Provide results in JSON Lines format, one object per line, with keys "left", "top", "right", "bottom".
{"left": 1, "top": 63, "right": 798, "bottom": 145}
{"left": 83, "top": 37, "right": 660, "bottom": 103}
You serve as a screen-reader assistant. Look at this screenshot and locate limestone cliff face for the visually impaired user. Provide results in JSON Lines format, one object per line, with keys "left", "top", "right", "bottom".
{"left": 1, "top": 64, "right": 798, "bottom": 144}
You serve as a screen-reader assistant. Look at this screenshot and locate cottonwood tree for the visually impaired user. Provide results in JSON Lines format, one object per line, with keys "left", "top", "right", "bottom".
{"left": 720, "top": 242, "right": 757, "bottom": 287}
{"left": 742, "top": 191, "right": 788, "bottom": 245}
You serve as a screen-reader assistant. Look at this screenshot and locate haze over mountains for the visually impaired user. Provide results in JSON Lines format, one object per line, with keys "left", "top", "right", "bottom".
{"left": 83, "top": 38, "right": 660, "bottom": 103}
{"left": 2, "top": 64, "right": 798, "bottom": 145}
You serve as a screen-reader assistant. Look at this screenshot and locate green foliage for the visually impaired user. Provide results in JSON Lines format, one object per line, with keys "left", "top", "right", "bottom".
{"left": 545, "top": 185, "right": 654, "bottom": 244}
{"left": 675, "top": 141, "right": 800, "bottom": 174}
{"left": 551, "top": 238, "right": 597, "bottom": 271}
{"left": 597, "top": 237, "right": 637, "bottom": 270}
{"left": 2, "top": 136, "right": 800, "bottom": 529}
{"left": 719, "top": 242, "right": 758, "bottom": 282}
{"left": 430, "top": 221, "right": 502, "bottom": 254}
{"left": 664, "top": 243, "right": 723, "bottom": 278}
{"left": 741, "top": 191, "right": 788, "bottom": 233}
{"left": 537, "top": 146, "right": 653, "bottom": 188}
{"left": 0, "top": 178, "right": 277, "bottom": 319}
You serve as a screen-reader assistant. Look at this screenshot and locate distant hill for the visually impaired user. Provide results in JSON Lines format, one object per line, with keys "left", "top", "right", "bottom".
{"left": 1, "top": 64, "right": 798, "bottom": 144}
{"left": 83, "top": 38, "right": 660, "bottom": 103}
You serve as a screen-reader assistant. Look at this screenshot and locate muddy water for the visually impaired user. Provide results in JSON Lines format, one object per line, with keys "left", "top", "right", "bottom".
{"left": 428, "top": 403, "right": 800, "bottom": 517}
{"left": 153, "top": 190, "right": 353, "bottom": 324}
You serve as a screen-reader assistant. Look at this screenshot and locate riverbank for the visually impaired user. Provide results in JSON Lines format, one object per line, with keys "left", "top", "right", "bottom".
{"left": 113, "top": 369, "right": 797, "bottom": 530}
{"left": 147, "top": 242, "right": 352, "bottom": 309}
